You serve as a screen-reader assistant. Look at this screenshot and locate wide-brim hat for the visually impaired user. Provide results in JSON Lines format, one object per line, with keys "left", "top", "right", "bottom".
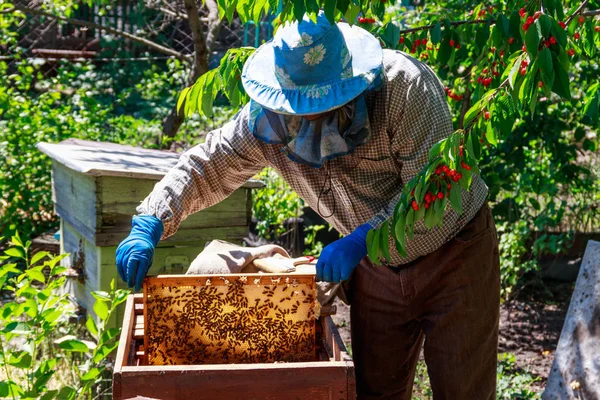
{"left": 241, "top": 12, "right": 384, "bottom": 116}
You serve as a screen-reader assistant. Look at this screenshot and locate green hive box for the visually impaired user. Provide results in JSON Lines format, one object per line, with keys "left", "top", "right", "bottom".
{"left": 37, "top": 139, "right": 263, "bottom": 327}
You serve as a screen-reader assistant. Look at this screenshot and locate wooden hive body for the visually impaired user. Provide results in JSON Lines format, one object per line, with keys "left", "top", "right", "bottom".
{"left": 114, "top": 294, "right": 356, "bottom": 400}
{"left": 37, "top": 139, "right": 262, "bottom": 327}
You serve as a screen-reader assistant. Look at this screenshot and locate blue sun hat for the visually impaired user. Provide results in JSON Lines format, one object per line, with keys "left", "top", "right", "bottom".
{"left": 241, "top": 12, "right": 384, "bottom": 115}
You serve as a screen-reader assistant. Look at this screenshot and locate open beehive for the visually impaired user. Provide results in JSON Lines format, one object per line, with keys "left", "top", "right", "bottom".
{"left": 143, "top": 274, "right": 319, "bottom": 365}
{"left": 113, "top": 294, "right": 355, "bottom": 400}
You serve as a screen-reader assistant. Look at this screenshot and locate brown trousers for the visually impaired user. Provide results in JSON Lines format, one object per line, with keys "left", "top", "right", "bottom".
{"left": 347, "top": 203, "right": 500, "bottom": 399}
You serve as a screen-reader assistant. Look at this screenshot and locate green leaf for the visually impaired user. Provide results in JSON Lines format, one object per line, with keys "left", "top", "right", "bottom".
{"left": 93, "top": 300, "right": 109, "bottom": 321}
{"left": 437, "top": 38, "right": 452, "bottom": 65}
{"left": 91, "top": 291, "right": 111, "bottom": 301}
{"left": 449, "top": 183, "right": 463, "bottom": 214}
{"left": 86, "top": 315, "right": 99, "bottom": 337}
{"left": 4, "top": 247, "right": 24, "bottom": 259}
{"left": 56, "top": 386, "right": 77, "bottom": 400}
{"left": 7, "top": 351, "right": 33, "bottom": 369}
{"left": 25, "top": 269, "right": 45, "bottom": 284}
{"left": 394, "top": 213, "right": 407, "bottom": 258}
{"left": 583, "top": 85, "right": 599, "bottom": 126}
{"left": 324, "top": 0, "right": 337, "bottom": 25}
{"left": 0, "top": 381, "right": 24, "bottom": 398}
{"left": 176, "top": 86, "right": 191, "bottom": 114}
{"left": 292, "top": 0, "right": 305, "bottom": 21}
{"left": 428, "top": 140, "right": 444, "bottom": 161}
{"left": 467, "top": 130, "right": 481, "bottom": 160}
{"left": 509, "top": 10, "right": 522, "bottom": 39}
{"left": 30, "top": 251, "right": 49, "bottom": 266}
{"left": 431, "top": 23, "right": 442, "bottom": 44}
{"left": 383, "top": 22, "right": 400, "bottom": 48}
{"left": 551, "top": 53, "right": 571, "bottom": 100}
{"left": 55, "top": 336, "right": 89, "bottom": 353}
{"left": 3, "top": 321, "right": 31, "bottom": 334}
{"left": 379, "top": 221, "right": 391, "bottom": 261}
{"left": 550, "top": 19, "right": 567, "bottom": 47}
{"left": 424, "top": 207, "right": 436, "bottom": 229}
{"left": 485, "top": 122, "right": 497, "bottom": 146}
{"left": 524, "top": 21, "right": 541, "bottom": 58}
{"left": 405, "top": 209, "right": 415, "bottom": 240}
{"left": 538, "top": 14, "right": 552, "bottom": 37}
{"left": 80, "top": 367, "right": 104, "bottom": 382}
{"left": 476, "top": 22, "right": 490, "bottom": 51}
{"left": 367, "top": 226, "right": 380, "bottom": 263}
{"left": 92, "top": 341, "right": 120, "bottom": 364}
{"left": 539, "top": 47, "right": 554, "bottom": 88}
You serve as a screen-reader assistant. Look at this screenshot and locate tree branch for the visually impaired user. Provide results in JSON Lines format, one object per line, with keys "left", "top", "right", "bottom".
{"left": 183, "top": 0, "right": 209, "bottom": 83}
{"left": 204, "top": 0, "right": 222, "bottom": 53}
{"left": 11, "top": 5, "right": 192, "bottom": 62}
{"left": 565, "top": 0, "right": 590, "bottom": 25}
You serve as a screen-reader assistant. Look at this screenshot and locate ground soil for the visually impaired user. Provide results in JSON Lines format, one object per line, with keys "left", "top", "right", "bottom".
{"left": 330, "top": 279, "right": 574, "bottom": 394}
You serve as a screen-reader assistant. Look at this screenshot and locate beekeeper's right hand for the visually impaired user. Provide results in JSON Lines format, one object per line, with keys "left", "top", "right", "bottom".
{"left": 116, "top": 215, "right": 163, "bottom": 291}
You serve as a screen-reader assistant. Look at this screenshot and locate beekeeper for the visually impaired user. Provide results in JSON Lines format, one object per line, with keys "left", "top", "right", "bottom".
{"left": 116, "top": 12, "right": 500, "bottom": 400}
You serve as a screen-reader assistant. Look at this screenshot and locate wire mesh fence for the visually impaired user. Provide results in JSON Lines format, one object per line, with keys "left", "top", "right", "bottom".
{"left": 5, "top": 0, "right": 274, "bottom": 75}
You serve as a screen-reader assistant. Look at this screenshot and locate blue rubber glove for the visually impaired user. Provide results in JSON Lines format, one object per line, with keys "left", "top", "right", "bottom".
{"left": 316, "top": 223, "right": 371, "bottom": 283}
{"left": 116, "top": 215, "right": 164, "bottom": 291}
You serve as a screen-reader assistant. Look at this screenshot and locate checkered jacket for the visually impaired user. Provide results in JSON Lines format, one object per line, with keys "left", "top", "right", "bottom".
{"left": 138, "top": 49, "right": 488, "bottom": 265}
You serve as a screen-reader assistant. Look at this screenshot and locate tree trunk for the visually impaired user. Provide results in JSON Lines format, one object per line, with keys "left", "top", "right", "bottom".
{"left": 160, "top": 0, "right": 221, "bottom": 147}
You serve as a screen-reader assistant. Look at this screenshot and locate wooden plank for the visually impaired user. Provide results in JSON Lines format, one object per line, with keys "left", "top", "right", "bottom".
{"left": 95, "top": 225, "right": 249, "bottom": 247}
{"left": 117, "top": 363, "right": 350, "bottom": 400}
{"left": 114, "top": 295, "right": 135, "bottom": 372}
{"left": 145, "top": 273, "right": 315, "bottom": 287}
{"left": 52, "top": 162, "right": 98, "bottom": 238}
{"left": 38, "top": 139, "right": 264, "bottom": 187}
{"left": 97, "top": 176, "right": 250, "bottom": 216}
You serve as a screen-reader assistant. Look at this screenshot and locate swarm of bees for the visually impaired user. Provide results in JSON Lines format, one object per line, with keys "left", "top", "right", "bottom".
{"left": 144, "top": 275, "right": 318, "bottom": 365}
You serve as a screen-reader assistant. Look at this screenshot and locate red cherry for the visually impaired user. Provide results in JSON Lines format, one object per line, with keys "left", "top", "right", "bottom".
{"left": 538, "top": 80, "right": 543, "bottom": 88}
{"left": 455, "top": 43, "right": 461, "bottom": 49}
{"left": 425, "top": 193, "right": 432, "bottom": 203}
{"left": 358, "top": 17, "right": 365, "bottom": 23}
{"left": 412, "top": 200, "right": 419, "bottom": 211}
{"left": 520, "top": 67, "right": 527, "bottom": 76}
{"left": 578, "top": 15, "right": 585, "bottom": 25}
{"left": 422, "top": 38, "right": 428, "bottom": 45}
{"left": 399, "top": 37, "right": 405, "bottom": 44}
{"left": 449, "top": 39, "right": 455, "bottom": 47}
{"left": 519, "top": 8, "right": 526, "bottom": 18}
{"left": 437, "top": 192, "right": 444, "bottom": 200}
{"left": 459, "top": 145, "right": 464, "bottom": 156}
{"left": 415, "top": 39, "right": 421, "bottom": 47}
{"left": 574, "top": 32, "right": 581, "bottom": 40}
{"left": 483, "top": 68, "right": 489, "bottom": 74}
{"left": 523, "top": 23, "right": 530, "bottom": 32}
{"left": 522, "top": 44, "right": 527, "bottom": 51}
{"left": 549, "top": 36, "right": 557, "bottom": 45}
{"left": 442, "top": 165, "right": 450, "bottom": 174}
{"left": 526, "top": 16, "right": 534, "bottom": 25}
{"left": 461, "top": 161, "right": 472, "bottom": 170}
{"left": 521, "top": 59, "right": 529, "bottom": 67}
{"left": 484, "top": 111, "right": 490, "bottom": 119}
{"left": 436, "top": 167, "right": 443, "bottom": 175}
{"left": 424, "top": 202, "right": 430, "bottom": 209}
{"left": 508, "top": 37, "right": 515, "bottom": 44}
{"left": 596, "top": 26, "right": 600, "bottom": 32}
{"left": 559, "top": 21, "right": 566, "bottom": 29}
{"left": 534, "top": 11, "right": 541, "bottom": 20}
{"left": 448, "top": 169, "right": 456, "bottom": 178}
{"left": 568, "top": 48, "right": 575, "bottom": 56}
{"left": 447, "top": 183, "right": 452, "bottom": 190}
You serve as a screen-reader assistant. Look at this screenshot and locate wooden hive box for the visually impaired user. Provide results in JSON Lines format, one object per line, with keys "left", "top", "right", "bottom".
{"left": 113, "top": 294, "right": 356, "bottom": 400}
{"left": 36, "top": 139, "right": 263, "bottom": 326}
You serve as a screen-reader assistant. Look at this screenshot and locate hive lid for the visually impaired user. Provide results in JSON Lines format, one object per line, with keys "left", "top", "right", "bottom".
{"left": 36, "top": 139, "right": 264, "bottom": 188}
